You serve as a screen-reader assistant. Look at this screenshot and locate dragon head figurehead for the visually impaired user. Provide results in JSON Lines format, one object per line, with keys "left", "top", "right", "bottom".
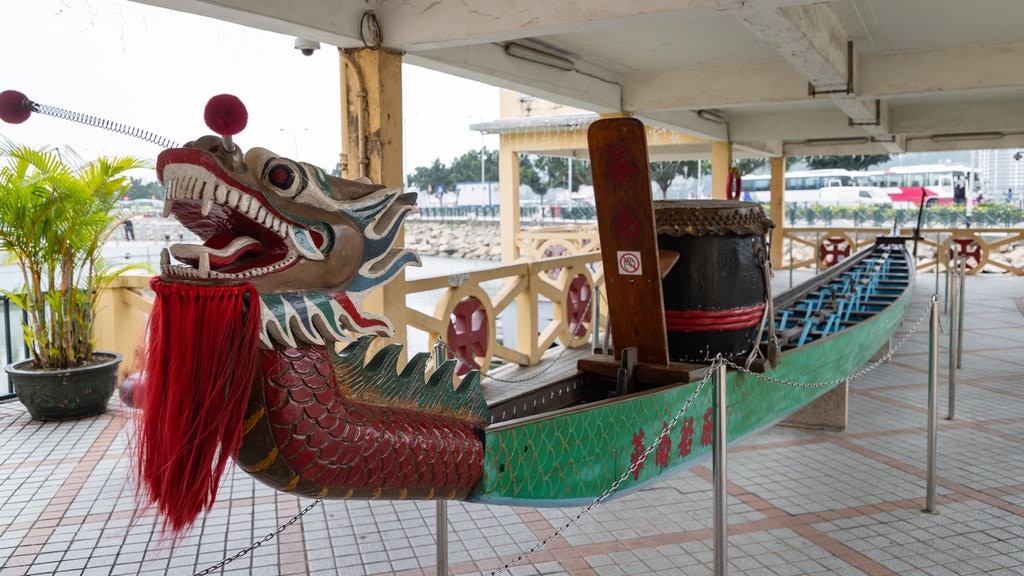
{"left": 156, "top": 109, "right": 419, "bottom": 348}
{"left": 135, "top": 96, "right": 424, "bottom": 535}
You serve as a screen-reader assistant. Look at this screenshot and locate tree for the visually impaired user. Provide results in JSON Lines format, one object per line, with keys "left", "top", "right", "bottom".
{"left": 126, "top": 177, "right": 165, "bottom": 201}
{"left": 407, "top": 158, "right": 453, "bottom": 198}
{"left": 733, "top": 158, "right": 767, "bottom": 176}
{"left": 449, "top": 149, "right": 499, "bottom": 184}
{"left": 533, "top": 155, "right": 568, "bottom": 194}
{"left": 518, "top": 155, "right": 545, "bottom": 200}
{"left": 649, "top": 161, "right": 700, "bottom": 200}
{"left": 570, "top": 158, "right": 592, "bottom": 191}
{"left": 803, "top": 155, "right": 890, "bottom": 171}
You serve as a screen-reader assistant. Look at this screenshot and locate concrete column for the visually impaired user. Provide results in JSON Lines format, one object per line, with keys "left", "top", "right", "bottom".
{"left": 769, "top": 157, "right": 786, "bottom": 268}
{"left": 711, "top": 141, "right": 732, "bottom": 200}
{"left": 339, "top": 47, "right": 408, "bottom": 359}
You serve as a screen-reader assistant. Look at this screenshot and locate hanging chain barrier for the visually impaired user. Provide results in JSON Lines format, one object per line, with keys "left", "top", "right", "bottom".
{"left": 490, "top": 297, "right": 937, "bottom": 574}
{"left": 194, "top": 281, "right": 936, "bottom": 575}
{"left": 193, "top": 498, "right": 322, "bottom": 576}
{"left": 725, "top": 297, "right": 935, "bottom": 386}
{"left": 488, "top": 358, "right": 718, "bottom": 575}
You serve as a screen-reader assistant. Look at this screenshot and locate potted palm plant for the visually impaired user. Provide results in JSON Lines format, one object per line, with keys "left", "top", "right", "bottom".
{"left": 0, "top": 143, "right": 150, "bottom": 420}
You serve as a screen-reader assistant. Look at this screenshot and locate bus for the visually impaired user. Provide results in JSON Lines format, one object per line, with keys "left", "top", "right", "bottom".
{"left": 740, "top": 169, "right": 891, "bottom": 206}
{"left": 856, "top": 164, "right": 981, "bottom": 208}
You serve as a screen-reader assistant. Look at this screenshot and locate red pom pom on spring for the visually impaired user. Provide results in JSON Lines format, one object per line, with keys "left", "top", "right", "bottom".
{"left": 203, "top": 94, "right": 247, "bottom": 136}
{"left": 0, "top": 90, "right": 32, "bottom": 124}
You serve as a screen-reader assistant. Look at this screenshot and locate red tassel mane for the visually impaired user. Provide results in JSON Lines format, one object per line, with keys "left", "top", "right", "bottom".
{"left": 133, "top": 279, "right": 261, "bottom": 536}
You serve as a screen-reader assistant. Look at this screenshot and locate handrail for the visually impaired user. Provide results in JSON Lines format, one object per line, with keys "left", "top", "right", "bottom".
{"left": 78, "top": 222, "right": 1023, "bottom": 392}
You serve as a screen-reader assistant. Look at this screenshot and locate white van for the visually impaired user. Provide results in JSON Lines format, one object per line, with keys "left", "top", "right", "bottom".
{"left": 815, "top": 186, "right": 893, "bottom": 207}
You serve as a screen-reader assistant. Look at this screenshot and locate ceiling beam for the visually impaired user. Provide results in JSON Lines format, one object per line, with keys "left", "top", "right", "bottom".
{"left": 624, "top": 61, "right": 810, "bottom": 111}
{"left": 130, "top": 0, "right": 369, "bottom": 47}
{"left": 735, "top": 4, "right": 894, "bottom": 141}
{"left": 634, "top": 110, "right": 729, "bottom": 142}
{"left": 376, "top": 0, "right": 721, "bottom": 51}
{"left": 737, "top": 4, "right": 849, "bottom": 90}
{"left": 859, "top": 40, "right": 1024, "bottom": 98}
{"left": 406, "top": 45, "right": 623, "bottom": 115}
{"left": 890, "top": 99, "right": 1024, "bottom": 136}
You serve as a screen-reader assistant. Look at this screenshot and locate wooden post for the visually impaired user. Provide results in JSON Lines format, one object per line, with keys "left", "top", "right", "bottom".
{"left": 769, "top": 157, "right": 786, "bottom": 268}
{"left": 339, "top": 47, "right": 408, "bottom": 360}
{"left": 498, "top": 140, "right": 521, "bottom": 263}
{"left": 711, "top": 141, "right": 732, "bottom": 200}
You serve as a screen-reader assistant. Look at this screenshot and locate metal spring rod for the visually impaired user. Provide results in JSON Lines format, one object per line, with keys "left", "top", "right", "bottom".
{"left": 29, "top": 100, "right": 179, "bottom": 149}
{"left": 925, "top": 295, "right": 939, "bottom": 513}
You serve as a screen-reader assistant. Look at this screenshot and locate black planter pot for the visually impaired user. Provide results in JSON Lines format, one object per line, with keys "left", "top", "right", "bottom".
{"left": 5, "top": 352, "right": 123, "bottom": 421}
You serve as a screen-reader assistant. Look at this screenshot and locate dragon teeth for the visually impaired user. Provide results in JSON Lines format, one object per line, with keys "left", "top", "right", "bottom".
{"left": 201, "top": 196, "right": 213, "bottom": 217}
{"left": 162, "top": 199, "right": 173, "bottom": 218}
{"left": 198, "top": 252, "right": 211, "bottom": 275}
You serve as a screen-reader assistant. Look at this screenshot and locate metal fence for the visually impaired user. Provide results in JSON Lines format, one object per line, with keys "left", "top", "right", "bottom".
{"left": 1, "top": 297, "right": 29, "bottom": 401}
{"left": 416, "top": 203, "right": 1023, "bottom": 228}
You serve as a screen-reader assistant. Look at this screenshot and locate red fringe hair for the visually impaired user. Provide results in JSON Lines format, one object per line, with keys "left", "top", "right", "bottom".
{"left": 133, "top": 279, "right": 261, "bottom": 536}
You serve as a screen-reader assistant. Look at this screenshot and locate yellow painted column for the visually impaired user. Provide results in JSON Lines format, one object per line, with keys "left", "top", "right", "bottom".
{"left": 711, "top": 141, "right": 732, "bottom": 200}
{"left": 499, "top": 136, "right": 522, "bottom": 263}
{"left": 338, "top": 47, "right": 408, "bottom": 358}
{"left": 769, "top": 157, "right": 786, "bottom": 268}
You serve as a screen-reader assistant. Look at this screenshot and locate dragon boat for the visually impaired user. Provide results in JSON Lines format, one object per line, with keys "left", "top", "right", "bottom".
{"left": 117, "top": 101, "right": 913, "bottom": 534}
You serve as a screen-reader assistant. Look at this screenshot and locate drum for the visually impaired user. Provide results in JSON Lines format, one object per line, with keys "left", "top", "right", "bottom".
{"left": 654, "top": 200, "right": 774, "bottom": 362}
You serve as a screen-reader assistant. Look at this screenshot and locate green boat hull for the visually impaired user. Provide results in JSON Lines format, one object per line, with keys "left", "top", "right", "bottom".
{"left": 469, "top": 250, "right": 913, "bottom": 507}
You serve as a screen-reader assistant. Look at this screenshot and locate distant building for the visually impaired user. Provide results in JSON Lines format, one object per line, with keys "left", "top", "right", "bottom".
{"left": 977, "top": 149, "right": 1024, "bottom": 199}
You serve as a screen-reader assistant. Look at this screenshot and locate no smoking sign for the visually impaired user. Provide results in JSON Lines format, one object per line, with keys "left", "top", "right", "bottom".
{"left": 617, "top": 250, "right": 642, "bottom": 276}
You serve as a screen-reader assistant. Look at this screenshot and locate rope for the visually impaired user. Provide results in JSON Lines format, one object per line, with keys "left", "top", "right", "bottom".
{"left": 665, "top": 304, "right": 765, "bottom": 332}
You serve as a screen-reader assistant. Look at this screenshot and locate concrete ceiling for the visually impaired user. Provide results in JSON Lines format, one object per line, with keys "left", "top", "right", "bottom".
{"left": 132, "top": 0, "right": 1024, "bottom": 157}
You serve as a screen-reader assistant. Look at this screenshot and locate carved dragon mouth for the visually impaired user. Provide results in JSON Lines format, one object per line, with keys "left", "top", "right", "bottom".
{"left": 158, "top": 150, "right": 325, "bottom": 281}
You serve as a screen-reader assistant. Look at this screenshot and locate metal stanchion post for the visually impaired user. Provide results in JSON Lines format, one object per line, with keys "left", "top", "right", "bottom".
{"left": 944, "top": 242, "right": 950, "bottom": 315}
{"left": 788, "top": 238, "right": 793, "bottom": 289}
{"left": 925, "top": 295, "right": 939, "bottom": 513}
{"left": 433, "top": 340, "right": 450, "bottom": 575}
{"left": 947, "top": 254, "right": 957, "bottom": 421}
{"left": 934, "top": 234, "right": 940, "bottom": 297}
{"left": 814, "top": 233, "right": 820, "bottom": 276}
{"left": 713, "top": 360, "right": 728, "bottom": 576}
{"left": 957, "top": 255, "right": 965, "bottom": 369}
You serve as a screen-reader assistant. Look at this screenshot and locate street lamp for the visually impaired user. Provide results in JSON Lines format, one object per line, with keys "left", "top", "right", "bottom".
{"left": 279, "top": 127, "right": 307, "bottom": 158}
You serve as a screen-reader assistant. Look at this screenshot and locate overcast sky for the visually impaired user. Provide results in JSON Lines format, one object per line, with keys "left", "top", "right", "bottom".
{"left": 1, "top": 0, "right": 501, "bottom": 181}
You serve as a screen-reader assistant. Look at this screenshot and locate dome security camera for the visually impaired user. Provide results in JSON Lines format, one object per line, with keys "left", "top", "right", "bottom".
{"left": 294, "top": 38, "right": 321, "bottom": 56}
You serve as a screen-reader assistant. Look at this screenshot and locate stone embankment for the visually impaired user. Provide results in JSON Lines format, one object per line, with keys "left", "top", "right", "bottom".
{"left": 404, "top": 221, "right": 503, "bottom": 260}
{"left": 403, "top": 219, "right": 1024, "bottom": 273}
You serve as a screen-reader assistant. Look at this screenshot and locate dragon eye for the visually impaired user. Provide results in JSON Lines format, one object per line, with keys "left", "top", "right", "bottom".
{"left": 263, "top": 160, "right": 306, "bottom": 198}
{"left": 269, "top": 165, "right": 294, "bottom": 188}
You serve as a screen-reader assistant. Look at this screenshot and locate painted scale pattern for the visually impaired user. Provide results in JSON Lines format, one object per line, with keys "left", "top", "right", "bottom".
{"left": 471, "top": 278, "right": 912, "bottom": 506}
{"left": 235, "top": 341, "right": 486, "bottom": 500}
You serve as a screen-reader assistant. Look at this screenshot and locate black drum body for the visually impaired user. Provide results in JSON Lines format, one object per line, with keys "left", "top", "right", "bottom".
{"left": 654, "top": 200, "right": 773, "bottom": 362}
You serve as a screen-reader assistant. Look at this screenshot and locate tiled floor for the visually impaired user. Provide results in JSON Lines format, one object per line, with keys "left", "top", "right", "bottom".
{"left": 2, "top": 272, "right": 1023, "bottom": 575}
